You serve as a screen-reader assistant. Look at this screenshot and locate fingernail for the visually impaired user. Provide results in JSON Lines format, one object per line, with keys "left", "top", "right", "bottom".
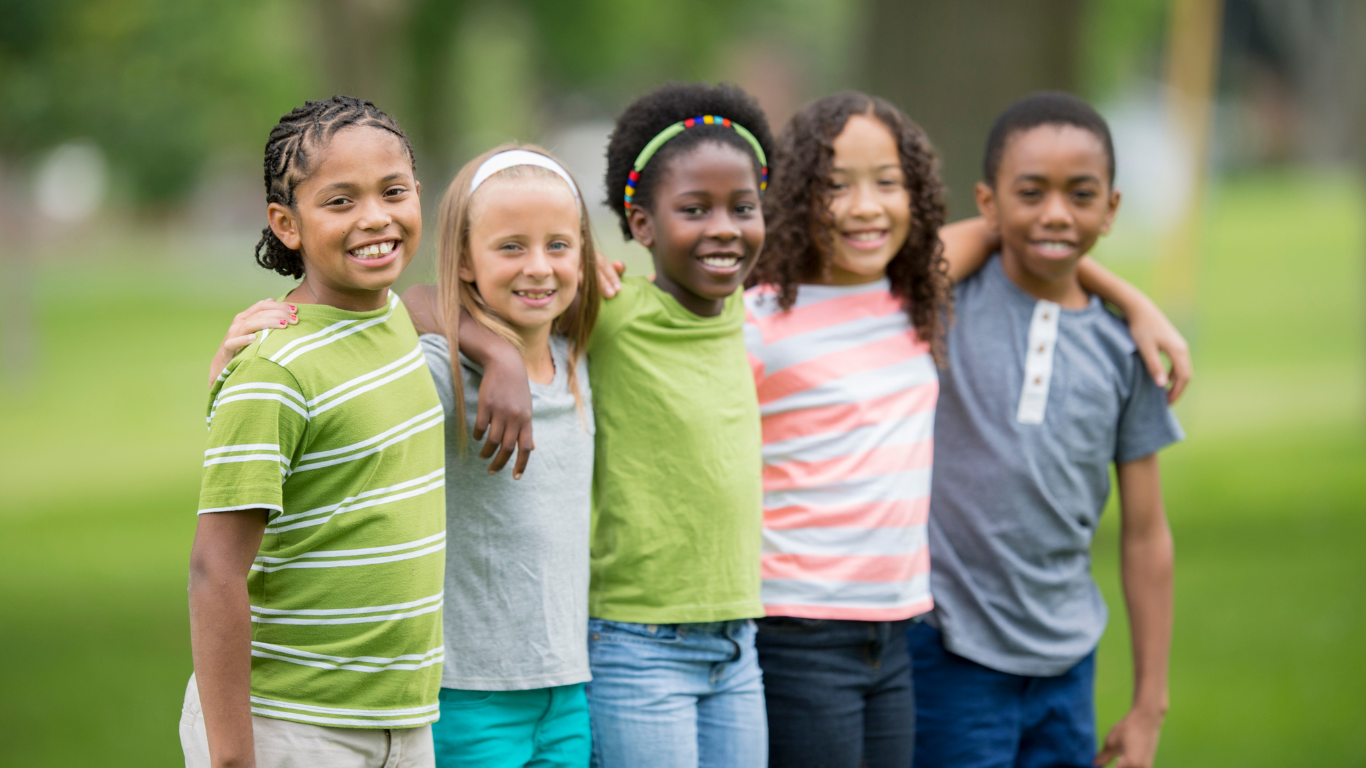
{"left": 290, "top": 314, "right": 297, "bottom": 322}
{"left": 279, "top": 320, "right": 287, "bottom": 326}
{"left": 513, "top": 473, "right": 522, "bottom": 480}
{"left": 289, "top": 304, "right": 297, "bottom": 312}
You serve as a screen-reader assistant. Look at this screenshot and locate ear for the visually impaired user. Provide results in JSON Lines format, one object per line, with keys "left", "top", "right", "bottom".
{"left": 974, "top": 182, "right": 1000, "bottom": 234}
{"left": 457, "top": 256, "right": 477, "bottom": 284}
{"left": 627, "top": 207, "right": 655, "bottom": 249}
{"left": 268, "top": 202, "right": 303, "bottom": 251}
{"left": 1098, "top": 187, "right": 1121, "bottom": 236}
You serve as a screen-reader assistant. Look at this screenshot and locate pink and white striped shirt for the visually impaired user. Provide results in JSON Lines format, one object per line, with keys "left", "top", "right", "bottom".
{"left": 744, "top": 280, "right": 938, "bottom": 621}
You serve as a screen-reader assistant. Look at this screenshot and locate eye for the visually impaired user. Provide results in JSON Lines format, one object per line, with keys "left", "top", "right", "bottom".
{"left": 735, "top": 202, "right": 756, "bottom": 215}
{"left": 325, "top": 196, "right": 353, "bottom": 207}
{"left": 682, "top": 205, "right": 706, "bottom": 216}
{"left": 499, "top": 242, "right": 523, "bottom": 253}
{"left": 384, "top": 185, "right": 409, "bottom": 198}
{"left": 828, "top": 180, "right": 849, "bottom": 192}
{"left": 1017, "top": 188, "right": 1043, "bottom": 202}
{"left": 1071, "top": 188, "right": 1097, "bottom": 203}
{"left": 547, "top": 240, "right": 570, "bottom": 252}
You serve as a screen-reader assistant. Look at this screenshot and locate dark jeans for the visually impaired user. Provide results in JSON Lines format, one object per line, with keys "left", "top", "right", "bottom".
{"left": 756, "top": 617, "right": 916, "bottom": 768}
{"left": 907, "top": 622, "right": 1096, "bottom": 768}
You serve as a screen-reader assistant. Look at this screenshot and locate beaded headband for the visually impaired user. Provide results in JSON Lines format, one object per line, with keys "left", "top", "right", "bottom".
{"left": 623, "top": 115, "right": 768, "bottom": 210}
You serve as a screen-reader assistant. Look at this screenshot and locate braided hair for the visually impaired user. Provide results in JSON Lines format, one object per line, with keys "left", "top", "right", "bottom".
{"left": 604, "top": 82, "right": 774, "bottom": 240}
{"left": 255, "top": 95, "right": 416, "bottom": 278}
{"left": 749, "top": 92, "right": 953, "bottom": 366}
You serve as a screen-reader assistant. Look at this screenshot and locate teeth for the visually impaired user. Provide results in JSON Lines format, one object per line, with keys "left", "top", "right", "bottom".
{"left": 515, "top": 290, "right": 554, "bottom": 299}
{"left": 350, "top": 241, "right": 397, "bottom": 258}
{"left": 847, "top": 231, "right": 884, "bottom": 241}
{"left": 1035, "top": 241, "right": 1073, "bottom": 255}
{"left": 700, "top": 255, "right": 741, "bottom": 267}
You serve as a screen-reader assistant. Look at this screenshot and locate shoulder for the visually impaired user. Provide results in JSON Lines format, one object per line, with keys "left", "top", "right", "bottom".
{"left": 591, "top": 276, "right": 651, "bottom": 347}
{"left": 401, "top": 283, "right": 443, "bottom": 335}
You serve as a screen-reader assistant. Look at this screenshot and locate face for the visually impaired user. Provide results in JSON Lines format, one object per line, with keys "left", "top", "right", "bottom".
{"left": 628, "top": 141, "right": 764, "bottom": 317}
{"left": 463, "top": 176, "right": 581, "bottom": 337}
{"left": 823, "top": 113, "right": 912, "bottom": 284}
{"left": 268, "top": 126, "right": 421, "bottom": 306}
{"left": 976, "top": 124, "right": 1120, "bottom": 283}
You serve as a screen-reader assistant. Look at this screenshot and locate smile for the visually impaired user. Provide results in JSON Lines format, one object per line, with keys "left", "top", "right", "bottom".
{"left": 698, "top": 254, "right": 743, "bottom": 268}
{"left": 841, "top": 230, "right": 889, "bottom": 250}
{"left": 513, "top": 289, "right": 557, "bottom": 306}
{"left": 1031, "top": 240, "right": 1077, "bottom": 257}
{"left": 349, "top": 240, "right": 398, "bottom": 259}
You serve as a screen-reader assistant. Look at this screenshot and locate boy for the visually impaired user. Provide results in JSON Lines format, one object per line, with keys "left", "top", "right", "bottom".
{"left": 908, "top": 92, "right": 1184, "bottom": 768}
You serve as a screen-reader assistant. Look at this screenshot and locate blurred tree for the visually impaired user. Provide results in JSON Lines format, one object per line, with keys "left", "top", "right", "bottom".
{"left": 861, "top": 0, "right": 1083, "bottom": 219}
{"left": 0, "top": 0, "right": 317, "bottom": 203}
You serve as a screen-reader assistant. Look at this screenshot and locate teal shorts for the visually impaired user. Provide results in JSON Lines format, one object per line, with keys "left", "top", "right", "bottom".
{"left": 432, "top": 683, "right": 591, "bottom": 768}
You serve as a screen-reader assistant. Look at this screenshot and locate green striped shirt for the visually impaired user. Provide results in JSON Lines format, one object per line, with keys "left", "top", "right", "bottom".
{"left": 199, "top": 293, "right": 446, "bottom": 729}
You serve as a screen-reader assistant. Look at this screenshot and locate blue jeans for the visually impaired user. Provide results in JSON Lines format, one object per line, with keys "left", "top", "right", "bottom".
{"left": 908, "top": 622, "right": 1096, "bottom": 768}
{"left": 586, "top": 619, "right": 767, "bottom": 768}
{"left": 756, "top": 617, "right": 916, "bottom": 768}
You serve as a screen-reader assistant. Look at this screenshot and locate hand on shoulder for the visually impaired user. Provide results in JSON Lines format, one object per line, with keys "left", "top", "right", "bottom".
{"left": 402, "top": 283, "right": 443, "bottom": 335}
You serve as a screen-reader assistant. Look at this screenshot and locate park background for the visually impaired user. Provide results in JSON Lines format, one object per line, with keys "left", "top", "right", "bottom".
{"left": 1, "top": 0, "right": 1363, "bottom": 764}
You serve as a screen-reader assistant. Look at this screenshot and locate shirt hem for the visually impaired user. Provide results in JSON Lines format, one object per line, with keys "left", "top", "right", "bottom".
{"left": 439, "top": 670, "right": 591, "bottom": 691}
{"left": 939, "top": 629, "right": 1096, "bottom": 678}
{"left": 589, "top": 599, "right": 764, "bottom": 625}
{"left": 763, "top": 598, "right": 933, "bottom": 622}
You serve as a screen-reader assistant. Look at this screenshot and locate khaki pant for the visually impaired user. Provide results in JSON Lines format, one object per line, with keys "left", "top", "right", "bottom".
{"left": 180, "top": 675, "right": 435, "bottom": 768}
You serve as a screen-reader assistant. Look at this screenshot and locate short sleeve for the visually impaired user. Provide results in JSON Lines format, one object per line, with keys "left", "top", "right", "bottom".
{"left": 1114, "top": 353, "right": 1185, "bottom": 465}
{"left": 587, "top": 277, "right": 644, "bottom": 355}
{"left": 198, "top": 357, "right": 309, "bottom": 516}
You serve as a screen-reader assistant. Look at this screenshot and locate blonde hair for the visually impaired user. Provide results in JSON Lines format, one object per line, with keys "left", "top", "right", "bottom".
{"left": 436, "top": 143, "right": 600, "bottom": 450}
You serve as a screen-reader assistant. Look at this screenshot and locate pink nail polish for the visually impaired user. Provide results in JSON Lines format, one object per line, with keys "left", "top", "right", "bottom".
{"left": 279, "top": 320, "right": 287, "bottom": 326}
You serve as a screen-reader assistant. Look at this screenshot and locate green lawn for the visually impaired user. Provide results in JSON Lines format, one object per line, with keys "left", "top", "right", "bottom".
{"left": 1, "top": 171, "right": 1362, "bottom": 765}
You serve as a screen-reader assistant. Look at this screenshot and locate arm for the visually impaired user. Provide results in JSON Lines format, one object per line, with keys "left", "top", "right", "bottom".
{"left": 1077, "top": 260, "right": 1192, "bottom": 404}
{"left": 188, "top": 509, "right": 268, "bottom": 768}
{"left": 939, "top": 216, "right": 999, "bottom": 284}
{"left": 1095, "top": 453, "right": 1173, "bottom": 768}
{"left": 401, "top": 284, "right": 536, "bottom": 479}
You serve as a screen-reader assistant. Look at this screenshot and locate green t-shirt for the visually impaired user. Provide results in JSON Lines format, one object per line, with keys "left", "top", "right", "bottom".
{"left": 198, "top": 293, "right": 446, "bottom": 729}
{"left": 586, "top": 277, "right": 763, "bottom": 623}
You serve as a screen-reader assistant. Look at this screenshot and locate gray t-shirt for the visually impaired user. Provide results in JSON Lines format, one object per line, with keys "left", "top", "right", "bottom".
{"left": 927, "top": 256, "right": 1184, "bottom": 677}
{"left": 420, "top": 333, "right": 594, "bottom": 690}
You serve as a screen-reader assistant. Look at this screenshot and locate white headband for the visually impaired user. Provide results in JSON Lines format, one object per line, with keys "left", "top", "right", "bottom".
{"left": 469, "top": 149, "right": 582, "bottom": 205}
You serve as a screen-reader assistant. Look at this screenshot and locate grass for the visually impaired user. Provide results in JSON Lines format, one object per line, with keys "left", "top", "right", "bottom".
{"left": 1, "top": 170, "right": 1362, "bottom": 765}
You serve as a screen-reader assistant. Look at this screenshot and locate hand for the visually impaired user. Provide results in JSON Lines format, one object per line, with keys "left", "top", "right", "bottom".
{"left": 474, "top": 351, "right": 535, "bottom": 479}
{"left": 209, "top": 299, "right": 297, "bottom": 386}
{"left": 596, "top": 253, "right": 626, "bottom": 298}
{"left": 1095, "top": 707, "right": 1164, "bottom": 767}
{"left": 1125, "top": 302, "right": 1192, "bottom": 405}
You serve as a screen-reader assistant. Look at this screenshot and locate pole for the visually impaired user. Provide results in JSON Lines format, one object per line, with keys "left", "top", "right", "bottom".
{"left": 1154, "top": 0, "right": 1224, "bottom": 328}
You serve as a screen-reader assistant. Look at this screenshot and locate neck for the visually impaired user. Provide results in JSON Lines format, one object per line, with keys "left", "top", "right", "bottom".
{"left": 998, "top": 248, "right": 1090, "bottom": 310}
{"left": 652, "top": 265, "right": 725, "bottom": 318}
{"left": 289, "top": 277, "right": 390, "bottom": 312}
{"left": 517, "top": 322, "right": 556, "bottom": 385}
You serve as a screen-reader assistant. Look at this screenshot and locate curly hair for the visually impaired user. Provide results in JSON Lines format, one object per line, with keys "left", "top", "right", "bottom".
{"left": 605, "top": 82, "right": 774, "bottom": 239}
{"left": 750, "top": 91, "right": 953, "bottom": 365}
{"left": 255, "top": 95, "right": 416, "bottom": 278}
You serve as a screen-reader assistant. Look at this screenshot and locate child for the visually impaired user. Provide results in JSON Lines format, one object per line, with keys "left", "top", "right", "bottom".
{"left": 744, "top": 92, "right": 1188, "bottom": 768}
{"left": 582, "top": 81, "right": 775, "bottom": 768}
{"left": 413, "top": 145, "right": 600, "bottom": 766}
{"left": 183, "top": 96, "right": 444, "bottom": 768}
{"left": 907, "top": 91, "right": 1184, "bottom": 768}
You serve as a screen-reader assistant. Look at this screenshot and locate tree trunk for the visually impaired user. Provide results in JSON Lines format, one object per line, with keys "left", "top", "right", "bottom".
{"left": 861, "top": 0, "right": 1082, "bottom": 219}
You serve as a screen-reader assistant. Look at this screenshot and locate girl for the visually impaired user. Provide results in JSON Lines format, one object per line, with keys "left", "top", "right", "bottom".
{"left": 743, "top": 92, "right": 1191, "bottom": 768}
{"left": 412, "top": 145, "right": 599, "bottom": 766}
{"left": 185, "top": 95, "right": 444, "bottom": 768}
{"left": 210, "top": 143, "right": 601, "bottom": 767}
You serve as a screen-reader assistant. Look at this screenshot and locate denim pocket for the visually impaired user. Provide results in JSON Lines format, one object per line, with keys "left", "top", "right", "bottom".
{"left": 755, "top": 616, "right": 827, "bottom": 636}
{"left": 588, "top": 619, "right": 681, "bottom": 645}
{"left": 439, "top": 688, "right": 497, "bottom": 710}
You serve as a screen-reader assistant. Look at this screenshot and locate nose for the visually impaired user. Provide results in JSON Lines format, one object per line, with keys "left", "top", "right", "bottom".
{"left": 704, "top": 208, "right": 743, "bottom": 242}
{"left": 1040, "top": 191, "right": 1073, "bottom": 229}
{"left": 848, "top": 180, "right": 882, "bottom": 218}
{"left": 356, "top": 196, "right": 393, "bottom": 231}
{"left": 522, "top": 247, "right": 553, "bottom": 278}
